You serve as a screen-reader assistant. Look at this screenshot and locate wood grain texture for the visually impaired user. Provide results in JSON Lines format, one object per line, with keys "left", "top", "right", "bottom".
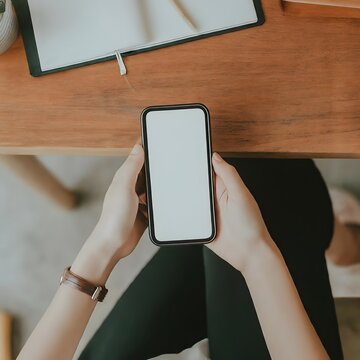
{"left": 0, "top": 0, "right": 359, "bottom": 157}
{"left": 282, "top": 0, "right": 360, "bottom": 18}
{"left": 0, "top": 312, "right": 12, "bottom": 360}
{"left": 284, "top": 0, "right": 360, "bottom": 8}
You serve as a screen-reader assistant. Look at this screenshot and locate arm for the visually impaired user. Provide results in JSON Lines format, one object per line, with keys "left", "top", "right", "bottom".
{"left": 18, "top": 144, "right": 147, "bottom": 360}
{"left": 207, "top": 153, "right": 329, "bottom": 360}
{"left": 243, "top": 242, "right": 328, "bottom": 360}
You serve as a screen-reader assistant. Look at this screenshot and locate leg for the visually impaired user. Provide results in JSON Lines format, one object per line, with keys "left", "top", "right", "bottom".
{"left": 327, "top": 189, "right": 360, "bottom": 265}
{"left": 327, "top": 218, "right": 360, "bottom": 265}
{"left": 79, "top": 246, "right": 206, "bottom": 360}
{"left": 0, "top": 155, "right": 79, "bottom": 209}
{"left": 204, "top": 159, "right": 343, "bottom": 360}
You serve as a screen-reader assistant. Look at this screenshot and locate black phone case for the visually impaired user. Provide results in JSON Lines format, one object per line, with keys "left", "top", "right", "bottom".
{"left": 141, "top": 103, "right": 216, "bottom": 246}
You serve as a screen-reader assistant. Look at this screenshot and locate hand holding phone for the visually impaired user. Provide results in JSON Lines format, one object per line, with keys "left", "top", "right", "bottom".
{"left": 206, "top": 153, "right": 274, "bottom": 273}
{"left": 71, "top": 143, "right": 147, "bottom": 286}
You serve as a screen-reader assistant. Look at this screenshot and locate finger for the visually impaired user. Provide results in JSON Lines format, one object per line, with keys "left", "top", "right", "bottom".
{"left": 119, "top": 143, "right": 145, "bottom": 187}
{"left": 131, "top": 212, "right": 148, "bottom": 241}
{"left": 135, "top": 167, "right": 146, "bottom": 195}
{"left": 139, "top": 204, "right": 148, "bottom": 220}
{"left": 212, "top": 153, "right": 243, "bottom": 195}
{"left": 138, "top": 192, "right": 147, "bottom": 205}
{"left": 214, "top": 171, "right": 227, "bottom": 203}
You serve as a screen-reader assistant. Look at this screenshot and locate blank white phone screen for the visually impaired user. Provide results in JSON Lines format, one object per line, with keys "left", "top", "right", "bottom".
{"left": 145, "top": 108, "right": 213, "bottom": 242}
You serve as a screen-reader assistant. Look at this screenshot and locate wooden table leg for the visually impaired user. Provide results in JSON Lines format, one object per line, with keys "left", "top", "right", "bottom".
{"left": 0, "top": 155, "right": 79, "bottom": 210}
{"left": 0, "top": 312, "right": 12, "bottom": 360}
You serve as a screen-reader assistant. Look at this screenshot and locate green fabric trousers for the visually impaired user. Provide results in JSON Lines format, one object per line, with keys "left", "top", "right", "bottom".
{"left": 80, "top": 159, "right": 343, "bottom": 360}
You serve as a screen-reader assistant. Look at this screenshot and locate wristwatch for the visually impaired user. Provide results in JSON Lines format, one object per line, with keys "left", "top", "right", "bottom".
{"left": 60, "top": 267, "right": 108, "bottom": 302}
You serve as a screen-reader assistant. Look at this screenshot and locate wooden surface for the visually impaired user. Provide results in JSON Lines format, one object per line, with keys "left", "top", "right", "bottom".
{"left": 0, "top": 312, "right": 12, "bottom": 360}
{"left": 0, "top": 0, "right": 359, "bottom": 158}
{"left": 283, "top": 0, "right": 360, "bottom": 18}
{"left": 284, "top": 0, "right": 360, "bottom": 7}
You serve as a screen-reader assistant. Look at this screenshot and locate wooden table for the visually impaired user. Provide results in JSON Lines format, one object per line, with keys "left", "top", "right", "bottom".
{"left": 0, "top": 0, "right": 359, "bottom": 158}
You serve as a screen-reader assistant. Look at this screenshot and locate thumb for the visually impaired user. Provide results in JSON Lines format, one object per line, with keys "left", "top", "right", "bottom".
{"left": 212, "top": 152, "right": 242, "bottom": 195}
{"left": 120, "top": 143, "right": 144, "bottom": 187}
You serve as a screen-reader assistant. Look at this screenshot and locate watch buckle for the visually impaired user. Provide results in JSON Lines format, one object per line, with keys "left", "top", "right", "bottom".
{"left": 91, "top": 286, "right": 102, "bottom": 301}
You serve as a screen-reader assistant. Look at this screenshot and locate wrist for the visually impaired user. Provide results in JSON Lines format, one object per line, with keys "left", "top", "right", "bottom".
{"left": 241, "top": 235, "right": 282, "bottom": 279}
{"left": 71, "top": 235, "right": 118, "bottom": 286}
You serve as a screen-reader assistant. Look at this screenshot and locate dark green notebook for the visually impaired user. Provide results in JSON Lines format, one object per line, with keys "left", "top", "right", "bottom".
{"left": 13, "top": 0, "right": 264, "bottom": 77}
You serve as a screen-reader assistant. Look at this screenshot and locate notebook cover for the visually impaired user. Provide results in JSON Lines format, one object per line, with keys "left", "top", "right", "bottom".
{"left": 13, "top": 0, "right": 265, "bottom": 77}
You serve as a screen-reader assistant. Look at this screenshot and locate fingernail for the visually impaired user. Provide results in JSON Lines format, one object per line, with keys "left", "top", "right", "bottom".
{"left": 213, "top": 152, "right": 222, "bottom": 161}
{"left": 131, "top": 144, "right": 142, "bottom": 155}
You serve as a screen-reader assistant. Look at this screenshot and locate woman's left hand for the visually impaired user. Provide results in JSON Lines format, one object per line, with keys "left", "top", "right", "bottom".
{"left": 71, "top": 143, "right": 147, "bottom": 284}
{"left": 91, "top": 143, "right": 147, "bottom": 259}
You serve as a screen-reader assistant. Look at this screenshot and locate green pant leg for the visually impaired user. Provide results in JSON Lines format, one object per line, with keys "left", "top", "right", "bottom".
{"left": 79, "top": 245, "right": 207, "bottom": 360}
{"left": 204, "top": 159, "right": 342, "bottom": 360}
{"left": 204, "top": 248, "right": 270, "bottom": 360}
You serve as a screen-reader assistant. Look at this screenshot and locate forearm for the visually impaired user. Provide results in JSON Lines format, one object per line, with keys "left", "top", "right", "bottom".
{"left": 18, "top": 286, "right": 96, "bottom": 360}
{"left": 18, "top": 235, "right": 116, "bottom": 360}
{"left": 17, "top": 145, "right": 145, "bottom": 360}
{"left": 243, "top": 240, "right": 329, "bottom": 360}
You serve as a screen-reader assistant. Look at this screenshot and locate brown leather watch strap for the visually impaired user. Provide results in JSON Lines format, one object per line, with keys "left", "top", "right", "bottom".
{"left": 60, "top": 267, "right": 108, "bottom": 302}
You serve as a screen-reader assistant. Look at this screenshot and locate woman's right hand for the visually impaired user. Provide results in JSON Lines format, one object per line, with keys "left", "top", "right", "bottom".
{"left": 206, "top": 153, "right": 275, "bottom": 273}
{"left": 208, "top": 154, "right": 330, "bottom": 360}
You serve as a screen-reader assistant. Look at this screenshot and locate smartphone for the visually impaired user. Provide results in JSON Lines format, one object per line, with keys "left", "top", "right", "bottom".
{"left": 141, "top": 103, "right": 216, "bottom": 246}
